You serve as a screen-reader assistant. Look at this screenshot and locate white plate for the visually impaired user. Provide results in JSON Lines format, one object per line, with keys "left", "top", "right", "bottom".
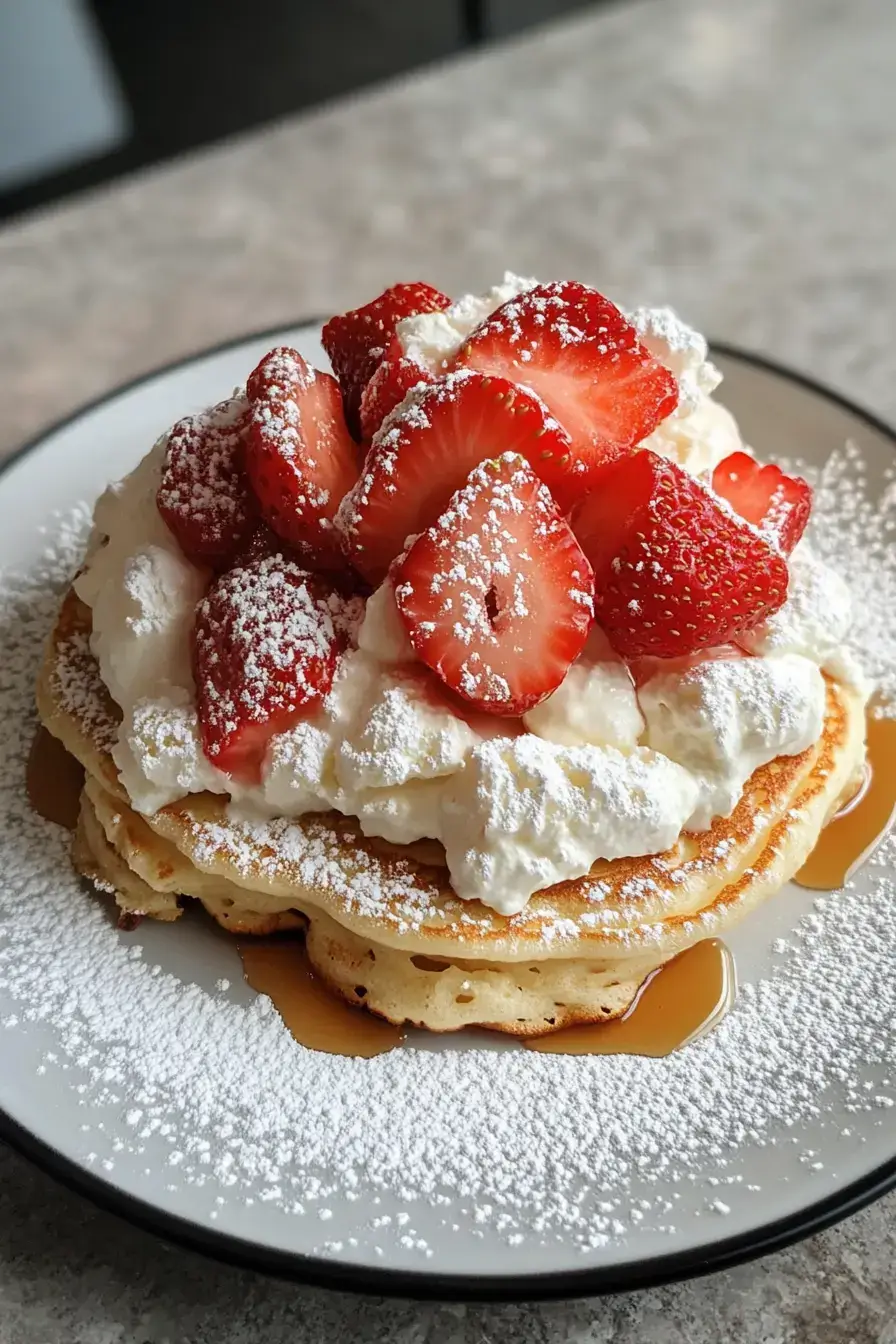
{"left": 1, "top": 325, "right": 894, "bottom": 1302}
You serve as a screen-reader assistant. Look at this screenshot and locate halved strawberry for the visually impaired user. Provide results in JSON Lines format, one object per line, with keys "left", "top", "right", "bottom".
{"left": 571, "top": 450, "right": 789, "bottom": 659}
{"left": 358, "top": 338, "right": 434, "bottom": 442}
{"left": 394, "top": 453, "right": 593, "bottom": 715}
{"left": 711, "top": 451, "right": 811, "bottom": 554}
{"left": 337, "top": 370, "right": 586, "bottom": 585}
{"left": 321, "top": 283, "right": 451, "bottom": 439}
{"left": 244, "top": 347, "right": 358, "bottom": 571}
{"left": 453, "top": 281, "right": 678, "bottom": 467}
{"left": 156, "top": 397, "right": 256, "bottom": 566}
{"left": 193, "top": 555, "right": 340, "bottom": 782}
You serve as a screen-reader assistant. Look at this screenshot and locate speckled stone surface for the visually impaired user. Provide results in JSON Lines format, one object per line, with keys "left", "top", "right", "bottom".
{"left": 1, "top": 0, "right": 895, "bottom": 1337}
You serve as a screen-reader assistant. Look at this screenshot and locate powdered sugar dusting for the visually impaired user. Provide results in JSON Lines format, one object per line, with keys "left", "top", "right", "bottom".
{"left": 627, "top": 306, "right": 722, "bottom": 415}
{"left": 52, "top": 628, "right": 119, "bottom": 754}
{"left": 394, "top": 451, "right": 593, "bottom": 713}
{"left": 796, "top": 438, "right": 896, "bottom": 707}
{"left": 193, "top": 557, "right": 339, "bottom": 763}
{"left": 156, "top": 395, "right": 255, "bottom": 559}
{"left": 1, "top": 420, "right": 895, "bottom": 1263}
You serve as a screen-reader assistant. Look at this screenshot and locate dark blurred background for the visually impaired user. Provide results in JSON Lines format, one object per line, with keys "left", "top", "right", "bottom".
{"left": 0, "top": 0, "right": 597, "bottom": 223}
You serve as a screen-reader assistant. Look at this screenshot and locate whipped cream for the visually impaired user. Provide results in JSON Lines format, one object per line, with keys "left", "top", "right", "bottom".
{"left": 627, "top": 306, "right": 745, "bottom": 474}
{"left": 739, "top": 541, "right": 864, "bottom": 687}
{"left": 441, "top": 737, "right": 700, "bottom": 915}
{"left": 74, "top": 438, "right": 209, "bottom": 710}
{"left": 356, "top": 578, "right": 415, "bottom": 663}
{"left": 115, "top": 690, "right": 230, "bottom": 815}
{"left": 522, "top": 627, "right": 644, "bottom": 748}
{"left": 396, "top": 272, "right": 537, "bottom": 373}
{"left": 641, "top": 397, "right": 744, "bottom": 477}
{"left": 335, "top": 663, "right": 477, "bottom": 791}
{"left": 627, "top": 306, "right": 722, "bottom": 415}
{"left": 71, "top": 285, "right": 861, "bottom": 916}
{"left": 639, "top": 652, "right": 827, "bottom": 830}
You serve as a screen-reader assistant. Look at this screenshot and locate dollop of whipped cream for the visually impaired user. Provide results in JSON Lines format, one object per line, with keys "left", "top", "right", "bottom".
{"left": 639, "top": 653, "right": 827, "bottom": 830}
{"left": 396, "top": 272, "right": 537, "bottom": 373}
{"left": 739, "top": 540, "right": 866, "bottom": 689}
{"left": 74, "top": 436, "right": 210, "bottom": 714}
{"left": 627, "top": 306, "right": 722, "bottom": 415}
{"left": 522, "top": 627, "right": 644, "bottom": 748}
{"left": 441, "top": 738, "right": 699, "bottom": 915}
{"left": 627, "top": 306, "right": 744, "bottom": 474}
{"left": 72, "top": 289, "right": 861, "bottom": 916}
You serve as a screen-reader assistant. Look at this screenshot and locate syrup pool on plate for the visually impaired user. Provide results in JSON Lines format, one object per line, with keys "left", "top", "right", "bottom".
{"left": 795, "top": 708, "right": 896, "bottom": 890}
{"left": 524, "top": 939, "right": 736, "bottom": 1058}
{"left": 237, "top": 938, "right": 405, "bottom": 1058}
{"left": 27, "top": 726, "right": 84, "bottom": 831}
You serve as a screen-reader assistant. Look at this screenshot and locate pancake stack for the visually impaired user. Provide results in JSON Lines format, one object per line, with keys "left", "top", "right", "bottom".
{"left": 37, "top": 586, "right": 867, "bottom": 1035}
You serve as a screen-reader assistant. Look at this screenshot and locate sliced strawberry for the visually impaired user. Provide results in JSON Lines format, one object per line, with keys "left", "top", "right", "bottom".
{"left": 359, "top": 338, "right": 434, "bottom": 441}
{"left": 232, "top": 521, "right": 301, "bottom": 567}
{"left": 571, "top": 450, "right": 789, "bottom": 659}
{"left": 193, "top": 555, "right": 339, "bottom": 782}
{"left": 321, "top": 283, "right": 451, "bottom": 439}
{"left": 337, "top": 370, "right": 586, "bottom": 585}
{"left": 244, "top": 347, "right": 358, "bottom": 572}
{"left": 246, "top": 343, "right": 302, "bottom": 404}
{"left": 156, "top": 397, "right": 256, "bottom": 566}
{"left": 394, "top": 452, "right": 593, "bottom": 715}
{"left": 453, "top": 281, "right": 678, "bottom": 468}
{"left": 711, "top": 451, "right": 811, "bottom": 554}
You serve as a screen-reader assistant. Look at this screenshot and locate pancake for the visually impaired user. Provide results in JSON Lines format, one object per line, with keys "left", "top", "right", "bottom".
{"left": 38, "top": 586, "right": 867, "bottom": 1034}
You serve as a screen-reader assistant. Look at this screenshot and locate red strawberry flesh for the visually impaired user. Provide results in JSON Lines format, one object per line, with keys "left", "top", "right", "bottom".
{"left": 711, "top": 450, "right": 811, "bottom": 554}
{"left": 394, "top": 452, "right": 594, "bottom": 715}
{"left": 572, "top": 450, "right": 789, "bottom": 659}
{"left": 156, "top": 398, "right": 256, "bottom": 566}
{"left": 244, "top": 346, "right": 358, "bottom": 572}
{"left": 337, "top": 369, "right": 585, "bottom": 585}
{"left": 359, "top": 338, "right": 434, "bottom": 442}
{"left": 321, "top": 282, "right": 450, "bottom": 439}
{"left": 193, "top": 555, "right": 340, "bottom": 782}
{"left": 453, "top": 281, "right": 679, "bottom": 467}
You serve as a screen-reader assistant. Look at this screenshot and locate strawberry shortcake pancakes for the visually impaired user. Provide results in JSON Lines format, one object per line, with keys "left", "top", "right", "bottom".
{"left": 37, "top": 277, "right": 868, "bottom": 1034}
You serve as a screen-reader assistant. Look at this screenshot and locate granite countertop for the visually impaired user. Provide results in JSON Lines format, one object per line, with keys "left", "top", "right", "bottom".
{"left": 1, "top": 0, "right": 895, "bottom": 1338}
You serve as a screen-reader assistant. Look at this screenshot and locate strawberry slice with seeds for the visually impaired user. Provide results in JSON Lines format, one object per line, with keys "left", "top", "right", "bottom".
{"left": 244, "top": 346, "right": 358, "bottom": 572}
{"left": 322, "top": 282, "right": 451, "bottom": 439}
{"left": 337, "top": 369, "right": 585, "bottom": 585}
{"left": 156, "top": 397, "right": 256, "bottom": 566}
{"left": 394, "top": 452, "right": 594, "bottom": 715}
{"left": 358, "top": 338, "right": 434, "bottom": 442}
{"left": 711, "top": 451, "right": 811, "bottom": 554}
{"left": 571, "top": 450, "right": 789, "bottom": 659}
{"left": 453, "top": 281, "right": 678, "bottom": 466}
{"left": 193, "top": 554, "right": 340, "bottom": 782}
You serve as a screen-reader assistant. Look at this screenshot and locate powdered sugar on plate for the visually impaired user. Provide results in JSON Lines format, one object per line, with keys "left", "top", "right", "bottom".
{"left": 798, "top": 439, "right": 896, "bottom": 707}
{"left": 1, "top": 432, "right": 896, "bottom": 1270}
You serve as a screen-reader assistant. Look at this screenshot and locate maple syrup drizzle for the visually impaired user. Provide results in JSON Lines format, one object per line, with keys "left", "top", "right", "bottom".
{"left": 237, "top": 938, "right": 405, "bottom": 1058}
{"left": 524, "top": 939, "right": 736, "bottom": 1058}
{"left": 27, "top": 726, "right": 84, "bottom": 831}
{"left": 795, "top": 711, "right": 896, "bottom": 891}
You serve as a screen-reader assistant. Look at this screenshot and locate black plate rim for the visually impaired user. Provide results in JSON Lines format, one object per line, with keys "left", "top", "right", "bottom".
{"left": 1, "top": 322, "right": 894, "bottom": 1304}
